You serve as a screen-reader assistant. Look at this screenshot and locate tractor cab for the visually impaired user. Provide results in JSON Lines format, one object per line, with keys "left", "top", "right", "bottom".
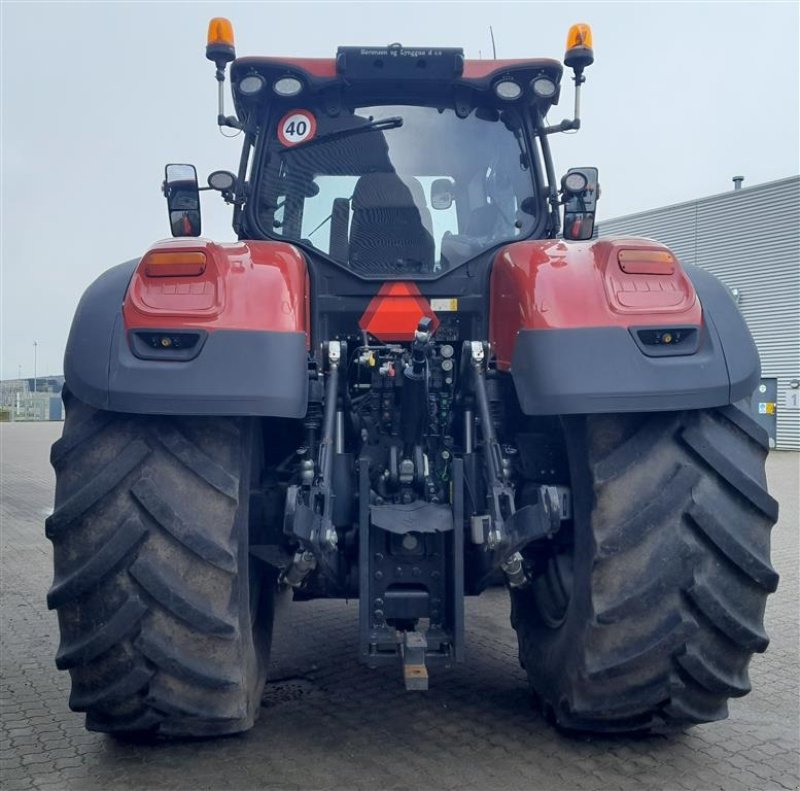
{"left": 232, "top": 48, "right": 563, "bottom": 275}
{"left": 165, "top": 26, "right": 600, "bottom": 262}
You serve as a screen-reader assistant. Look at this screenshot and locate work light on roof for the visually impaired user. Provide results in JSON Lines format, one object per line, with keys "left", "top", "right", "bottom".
{"left": 494, "top": 79, "right": 522, "bottom": 101}
{"left": 274, "top": 76, "right": 304, "bottom": 97}
{"left": 238, "top": 74, "right": 265, "bottom": 96}
{"left": 531, "top": 76, "right": 557, "bottom": 99}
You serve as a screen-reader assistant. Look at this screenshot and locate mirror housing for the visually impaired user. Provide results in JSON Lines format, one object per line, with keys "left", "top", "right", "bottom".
{"left": 164, "top": 164, "right": 201, "bottom": 237}
{"left": 561, "top": 166, "right": 599, "bottom": 241}
{"left": 430, "top": 178, "right": 455, "bottom": 210}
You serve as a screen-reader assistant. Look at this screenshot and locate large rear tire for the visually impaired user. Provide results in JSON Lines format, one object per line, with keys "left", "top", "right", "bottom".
{"left": 46, "top": 390, "right": 274, "bottom": 737}
{"left": 511, "top": 403, "right": 779, "bottom": 733}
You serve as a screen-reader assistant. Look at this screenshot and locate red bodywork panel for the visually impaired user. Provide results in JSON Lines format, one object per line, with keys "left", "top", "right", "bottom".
{"left": 123, "top": 239, "right": 310, "bottom": 345}
{"left": 490, "top": 238, "right": 701, "bottom": 370}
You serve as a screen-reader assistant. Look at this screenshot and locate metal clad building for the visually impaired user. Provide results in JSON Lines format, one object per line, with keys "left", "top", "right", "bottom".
{"left": 600, "top": 176, "right": 800, "bottom": 450}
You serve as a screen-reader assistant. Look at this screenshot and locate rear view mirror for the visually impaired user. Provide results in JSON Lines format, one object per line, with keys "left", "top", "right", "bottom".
{"left": 561, "top": 166, "right": 599, "bottom": 241}
{"left": 430, "top": 178, "right": 454, "bottom": 210}
{"left": 164, "top": 163, "right": 201, "bottom": 237}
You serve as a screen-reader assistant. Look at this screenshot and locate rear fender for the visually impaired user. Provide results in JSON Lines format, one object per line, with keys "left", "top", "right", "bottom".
{"left": 490, "top": 237, "right": 759, "bottom": 414}
{"left": 64, "top": 239, "right": 310, "bottom": 417}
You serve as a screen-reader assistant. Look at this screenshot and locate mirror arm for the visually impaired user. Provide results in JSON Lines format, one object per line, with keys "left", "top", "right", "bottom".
{"left": 199, "top": 184, "right": 236, "bottom": 204}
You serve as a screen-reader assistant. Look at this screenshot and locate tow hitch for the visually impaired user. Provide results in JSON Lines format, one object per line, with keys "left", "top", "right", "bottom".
{"left": 358, "top": 456, "right": 466, "bottom": 690}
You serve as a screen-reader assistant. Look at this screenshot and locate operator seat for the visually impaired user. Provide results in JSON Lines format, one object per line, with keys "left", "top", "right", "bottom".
{"left": 440, "top": 202, "right": 504, "bottom": 268}
{"left": 348, "top": 173, "right": 435, "bottom": 274}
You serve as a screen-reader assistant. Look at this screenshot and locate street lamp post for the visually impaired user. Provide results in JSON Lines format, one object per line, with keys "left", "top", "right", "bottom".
{"left": 33, "top": 341, "right": 38, "bottom": 394}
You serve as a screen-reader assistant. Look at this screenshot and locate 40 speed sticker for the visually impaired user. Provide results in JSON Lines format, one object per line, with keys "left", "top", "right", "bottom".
{"left": 277, "top": 109, "right": 317, "bottom": 147}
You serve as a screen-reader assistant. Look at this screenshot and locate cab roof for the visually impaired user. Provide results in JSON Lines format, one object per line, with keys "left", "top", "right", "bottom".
{"left": 230, "top": 49, "right": 564, "bottom": 124}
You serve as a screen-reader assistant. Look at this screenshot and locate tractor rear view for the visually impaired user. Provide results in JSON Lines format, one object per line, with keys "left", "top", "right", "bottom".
{"left": 47, "top": 19, "right": 779, "bottom": 737}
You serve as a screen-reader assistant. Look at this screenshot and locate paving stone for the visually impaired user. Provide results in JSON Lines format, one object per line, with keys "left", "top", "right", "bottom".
{"left": 1, "top": 778, "right": 34, "bottom": 791}
{"left": 1, "top": 423, "right": 798, "bottom": 791}
{"left": 10, "top": 742, "right": 43, "bottom": 757}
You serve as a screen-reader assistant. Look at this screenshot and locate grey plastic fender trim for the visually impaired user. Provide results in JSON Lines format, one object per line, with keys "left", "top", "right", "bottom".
{"left": 64, "top": 260, "right": 139, "bottom": 411}
{"left": 510, "top": 267, "right": 761, "bottom": 415}
{"left": 682, "top": 264, "right": 761, "bottom": 402}
{"left": 510, "top": 324, "right": 731, "bottom": 415}
{"left": 64, "top": 260, "right": 309, "bottom": 417}
{"left": 107, "top": 325, "right": 308, "bottom": 417}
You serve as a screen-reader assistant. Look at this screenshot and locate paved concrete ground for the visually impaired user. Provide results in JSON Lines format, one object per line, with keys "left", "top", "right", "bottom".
{"left": 1, "top": 421, "right": 798, "bottom": 791}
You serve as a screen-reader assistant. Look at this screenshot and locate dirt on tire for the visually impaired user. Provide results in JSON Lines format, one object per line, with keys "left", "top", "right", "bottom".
{"left": 511, "top": 402, "right": 779, "bottom": 733}
{"left": 46, "top": 390, "right": 274, "bottom": 738}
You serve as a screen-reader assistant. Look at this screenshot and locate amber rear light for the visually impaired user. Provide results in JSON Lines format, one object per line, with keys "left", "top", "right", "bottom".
{"left": 618, "top": 249, "right": 676, "bottom": 275}
{"left": 143, "top": 251, "right": 207, "bottom": 277}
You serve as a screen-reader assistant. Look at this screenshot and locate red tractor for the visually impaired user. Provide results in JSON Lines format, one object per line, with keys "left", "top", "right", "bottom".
{"left": 47, "top": 19, "right": 778, "bottom": 737}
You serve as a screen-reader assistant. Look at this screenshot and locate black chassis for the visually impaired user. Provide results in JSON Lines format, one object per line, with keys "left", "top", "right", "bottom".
{"left": 265, "top": 246, "right": 568, "bottom": 684}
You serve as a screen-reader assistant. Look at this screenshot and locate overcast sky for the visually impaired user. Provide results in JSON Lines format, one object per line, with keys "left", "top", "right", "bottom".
{"left": 1, "top": 0, "right": 798, "bottom": 380}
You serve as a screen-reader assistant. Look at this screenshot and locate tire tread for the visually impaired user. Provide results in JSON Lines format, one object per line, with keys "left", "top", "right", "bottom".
{"left": 512, "top": 405, "right": 777, "bottom": 733}
{"left": 46, "top": 441, "right": 151, "bottom": 537}
{"left": 47, "top": 394, "right": 271, "bottom": 737}
{"left": 47, "top": 517, "right": 148, "bottom": 609}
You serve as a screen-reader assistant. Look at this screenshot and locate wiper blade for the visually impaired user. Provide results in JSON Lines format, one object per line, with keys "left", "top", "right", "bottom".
{"left": 286, "top": 116, "right": 403, "bottom": 151}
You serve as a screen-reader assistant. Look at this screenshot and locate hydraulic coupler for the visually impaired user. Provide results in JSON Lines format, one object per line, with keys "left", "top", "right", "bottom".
{"left": 400, "top": 317, "right": 433, "bottom": 458}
